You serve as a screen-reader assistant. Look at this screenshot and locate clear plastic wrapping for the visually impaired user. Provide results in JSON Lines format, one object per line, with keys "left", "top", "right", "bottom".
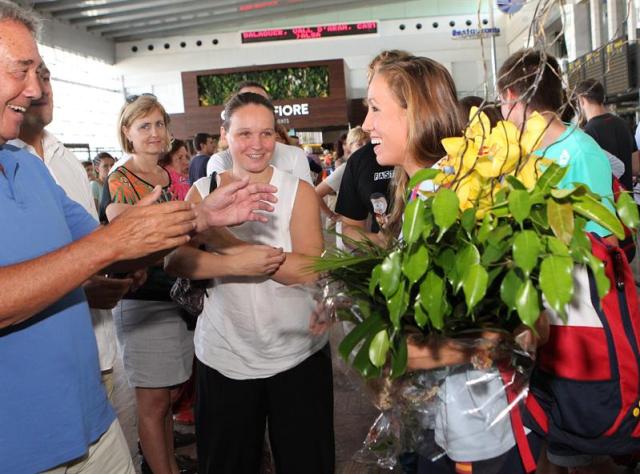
{"left": 313, "top": 280, "right": 537, "bottom": 470}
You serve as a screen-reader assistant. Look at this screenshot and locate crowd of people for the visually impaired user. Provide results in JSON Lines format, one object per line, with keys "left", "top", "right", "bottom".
{"left": 3, "top": 1, "right": 640, "bottom": 474}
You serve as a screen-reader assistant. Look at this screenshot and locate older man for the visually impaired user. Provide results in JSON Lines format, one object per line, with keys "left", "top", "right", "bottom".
{"left": 0, "top": 2, "right": 276, "bottom": 472}
{"left": 9, "top": 63, "right": 131, "bottom": 401}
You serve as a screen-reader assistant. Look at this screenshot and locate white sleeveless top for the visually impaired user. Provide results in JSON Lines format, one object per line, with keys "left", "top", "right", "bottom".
{"left": 193, "top": 166, "right": 328, "bottom": 379}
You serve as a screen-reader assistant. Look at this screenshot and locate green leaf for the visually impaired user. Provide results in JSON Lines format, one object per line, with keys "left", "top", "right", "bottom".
{"left": 506, "top": 175, "right": 526, "bottom": 190}
{"left": 435, "top": 248, "right": 458, "bottom": 287}
{"left": 570, "top": 219, "right": 592, "bottom": 263}
{"left": 512, "top": 230, "right": 541, "bottom": 275}
{"left": 487, "top": 224, "right": 513, "bottom": 246}
{"left": 509, "top": 189, "right": 532, "bottom": 224}
{"left": 338, "top": 313, "right": 385, "bottom": 361}
{"left": 419, "top": 271, "right": 446, "bottom": 329}
{"left": 550, "top": 185, "right": 587, "bottom": 199}
{"left": 402, "top": 198, "right": 426, "bottom": 244}
{"left": 572, "top": 195, "right": 625, "bottom": 240}
{"left": 369, "top": 264, "right": 381, "bottom": 296}
{"left": 414, "top": 297, "right": 428, "bottom": 328}
{"left": 529, "top": 206, "right": 549, "bottom": 229}
{"left": 462, "top": 264, "right": 488, "bottom": 314}
{"left": 352, "top": 334, "right": 382, "bottom": 378}
{"left": 477, "top": 213, "right": 495, "bottom": 243}
{"left": 515, "top": 279, "right": 541, "bottom": 328}
{"left": 455, "top": 243, "right": 480, "bottom": 279}
{"left": 432, "top": 188, "right": 459, "bottom": 238}
{"left": 500, "top": 269, "right": 522, "bottom": 311}
{"left": 481, "top": 241, "right": 509, "bottom": 266}
{"left": 616, "top": 191, "right": 640, "bottom": 231}
{"left": 461, "top": 208, "right": 477, "bottom": 233}
{"left": 379, "top": 251, "right": 402, "bottom": 298}
{"left": 539, "top": 255, "right": 573, "bottom": 320}
{"left": 408, "top": 168, "right": 441, "bottom": 190}
{"left": 586, "top": 253, "right": 610, "bottom": 298}
{"left": 494, "top": 187, "right": 508, "bottom": 204}
{"left": 402, "top": 245, "right": 429, "bottom": 284}
{"left": 545, "top": 236, "right": 570, "bottom": 257}
{"left": 390, "top": 335, "right": 408, "bottom": 378}
{"left": 547, "top": 199, "right": 575, "bottom": 244}
{"left": 387, "top": 281, "right": 408, "bottom": 330}
{"left": 487, "top": 266, "right": 503, "bottom": 287}
{"left": 369, "top": 329, "right": 390, "bottom": 368}
{"left": 536, "top": 162, "right": 568, "bottom": 192}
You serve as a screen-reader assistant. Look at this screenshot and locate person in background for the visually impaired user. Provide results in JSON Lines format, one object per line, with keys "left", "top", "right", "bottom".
{"left": 459, "top": 95, "right": 503, "bottom": 126}
{"left": 159, "top": 138, "right": 191, "bottom": 201}
{"left": 188, "top": 132, "right": 215, "bottom": 185}
{"left": 102, "top": 95, "right": 198, "bottom": 474}
{"left": 576, "top": 79, "right": 639, "bottom": 190}
{"left": 499, "top": 49, "right": 616, "bottom": 474}
{"left": 316, "top": 126, "right": 369, "bottom": 222}
{"left": 275, "top": 123, "right": 291, "bottom": 145}
{"left": 334, "top": 132, "right": 347, "bottom": 167}
{"left": 207, "top": 81, "right": 313, "bottom": 185}
{"left": 91, "top": 152, "right": 115, "bottom": 211}
{"left": 82, "top": 159, "right": 96, "bottom": 181}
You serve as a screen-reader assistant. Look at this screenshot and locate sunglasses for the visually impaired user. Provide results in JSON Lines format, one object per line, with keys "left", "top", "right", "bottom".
{"left": 125, "top": 92, "right": 157, "bottom": 104}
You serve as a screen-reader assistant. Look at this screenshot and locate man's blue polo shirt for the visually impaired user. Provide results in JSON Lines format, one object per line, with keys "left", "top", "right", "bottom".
{"left": 0, "top": 145, "right": 114, "bottom": 473}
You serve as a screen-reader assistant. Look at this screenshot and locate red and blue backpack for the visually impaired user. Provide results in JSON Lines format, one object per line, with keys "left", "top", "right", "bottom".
{"left": 523, "top": 233, "right": 640, "bottom": 458}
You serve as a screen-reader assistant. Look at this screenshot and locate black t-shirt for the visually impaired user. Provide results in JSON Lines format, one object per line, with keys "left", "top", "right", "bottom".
{"left": 584, "top": 113, "right": 637, "bottom": 190}
{"left": 335, "top": 142, "right": 394, "bottom": 232}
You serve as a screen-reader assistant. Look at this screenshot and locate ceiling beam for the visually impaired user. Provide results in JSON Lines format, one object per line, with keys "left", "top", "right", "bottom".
{"left": 107, "top": 0, "right": 402, "bottom": 41}
{"left": 70, "top": 0, "right": 255, "bottom": 27}
{"left": 57, "top": 0, "right": 242, "bottom": 21}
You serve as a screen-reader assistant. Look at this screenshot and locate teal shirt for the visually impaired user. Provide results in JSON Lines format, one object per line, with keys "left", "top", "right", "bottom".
{"left": 535, "top": 126, "right": 614, "bottom": 236}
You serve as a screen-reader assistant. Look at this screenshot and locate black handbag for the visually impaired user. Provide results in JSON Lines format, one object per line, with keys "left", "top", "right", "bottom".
{"left": 170, "top": 173, "right": 217, "bottom": 318}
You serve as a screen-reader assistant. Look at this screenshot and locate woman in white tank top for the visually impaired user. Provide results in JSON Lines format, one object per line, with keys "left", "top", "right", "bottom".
{"left": 165, "top": 92, "right": 334, "bottom": 474}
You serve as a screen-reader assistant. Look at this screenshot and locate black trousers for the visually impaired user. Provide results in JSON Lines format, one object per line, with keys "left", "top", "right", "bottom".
{"left": 195, "top": 347, "right": 335, "bottom": 474}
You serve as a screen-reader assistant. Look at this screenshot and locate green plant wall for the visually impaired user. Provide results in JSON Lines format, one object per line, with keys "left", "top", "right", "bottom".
{"left": 197, "top": 66, "right": 330, "bottom": 106}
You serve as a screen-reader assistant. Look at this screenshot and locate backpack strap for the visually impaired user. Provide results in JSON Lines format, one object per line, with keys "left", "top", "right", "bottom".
{"left": 498, "top": 366, "right": 538, "bottom": 473}
{"left": 208, "top": 171, "right": 218, "bottom": 194}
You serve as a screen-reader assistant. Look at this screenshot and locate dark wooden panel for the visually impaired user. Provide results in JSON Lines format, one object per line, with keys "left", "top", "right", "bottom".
{"left": 172, "top": 59, "right": 349, "bottom": 135}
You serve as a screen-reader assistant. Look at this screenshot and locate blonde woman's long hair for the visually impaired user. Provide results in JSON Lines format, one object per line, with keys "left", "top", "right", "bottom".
{"left": 373, "top": 56, "right": 464, "bottom": 239}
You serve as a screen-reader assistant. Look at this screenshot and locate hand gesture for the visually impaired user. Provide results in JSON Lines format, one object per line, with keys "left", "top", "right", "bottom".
{"left": 83, "top": 275, "right": 133, "bottom": 309}
{"left": 198, "top": 177, "right": 278, "bottom": 229}
{"left": 224, "top": 245, "right": 285, "bottom": 276}
{"left": 105, "top": 186, "right": 197, "bottom": 261}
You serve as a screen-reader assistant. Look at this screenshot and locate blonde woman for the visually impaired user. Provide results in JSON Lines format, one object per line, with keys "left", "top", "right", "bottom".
{"left": 104, "top": 95, "right": 196, "bottom": 474}
{"left": 315, "top": 126, "right": 369, "bottom": 222}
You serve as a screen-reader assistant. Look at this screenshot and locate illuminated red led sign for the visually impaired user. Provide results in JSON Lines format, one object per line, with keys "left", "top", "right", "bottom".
{"left": 241, "top": 22, "right": 378, "bottom": 43}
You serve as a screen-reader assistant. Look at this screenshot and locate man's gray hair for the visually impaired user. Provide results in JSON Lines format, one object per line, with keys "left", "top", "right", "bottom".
{"left": 0, "top": 1, "right": 41, "bottom": 36}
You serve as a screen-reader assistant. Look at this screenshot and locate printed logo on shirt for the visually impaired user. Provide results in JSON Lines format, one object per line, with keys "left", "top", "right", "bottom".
{"left": 374, "top": 170, "right": 394, "bottom": 181}
{"left": 557, "top": 149, "right": 571, "bottom": 167}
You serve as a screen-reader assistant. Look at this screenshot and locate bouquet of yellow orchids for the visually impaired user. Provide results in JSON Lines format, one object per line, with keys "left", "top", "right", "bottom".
{"left": 317, "top": 107, "right": 639, "bottom": 378}
{"left": 438, "top": 107, "right": 550, "bottom": 214}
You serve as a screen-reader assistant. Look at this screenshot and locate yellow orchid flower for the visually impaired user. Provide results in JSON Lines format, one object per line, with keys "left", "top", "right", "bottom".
{"left": 520, "top": 112, "right": 547, "bottom": 155}
{"left": 441, "top": 137, "right": 479, "bottom": 173}
{"left": 474, "top": 121, "right": 522, "bottom": 178}
{"left": 465, "top": 106, "right": 492, "bottom": 140}
{"left": 515, "top": 155, "right": 552, "bottom": 190}
{"left": 454, "top": 172, "right": 482, "bottom": 210}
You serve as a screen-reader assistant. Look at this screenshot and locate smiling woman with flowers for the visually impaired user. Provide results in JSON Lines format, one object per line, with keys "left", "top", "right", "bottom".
{"left": 318, "top": 50, "right": 639, "bottom": 474}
